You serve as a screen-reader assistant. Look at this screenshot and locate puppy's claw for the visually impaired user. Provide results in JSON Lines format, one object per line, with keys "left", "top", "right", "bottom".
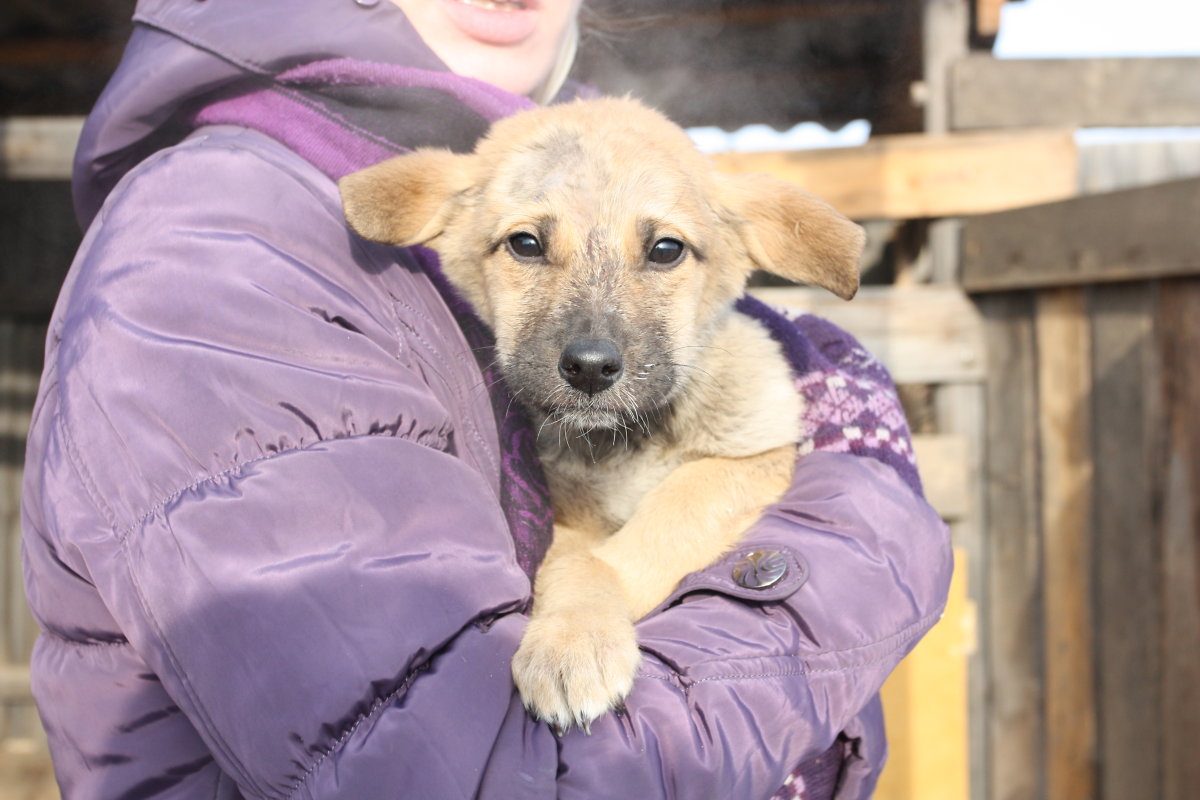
{"left": 513, "top": 608, "right": 640, "bottom": 734}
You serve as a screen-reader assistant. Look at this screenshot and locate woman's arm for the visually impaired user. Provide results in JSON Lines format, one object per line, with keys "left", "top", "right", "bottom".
{"left": 545, "top": 452, "right": 952, "bottom": 799}
{"left": 29, "top": 132, "right": 539, "bottom": 798}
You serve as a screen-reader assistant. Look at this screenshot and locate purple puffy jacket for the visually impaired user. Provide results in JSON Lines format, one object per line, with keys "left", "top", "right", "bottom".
{"left": 22, "top": 2, "right": 952, "bottom": 798}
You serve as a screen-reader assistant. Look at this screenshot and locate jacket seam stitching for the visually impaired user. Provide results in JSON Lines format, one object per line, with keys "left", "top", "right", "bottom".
{"left": 391, "top": 298, "right": 499, "bottom": 478}
{"left": 57, "top": 413, "right": 119, "bottom": 529}
{"left": 285, "top": 664, "right": 431, "bottom": 800}
{"left": 115, "top": 430, "right": 443, "bottom": 545}
{"left": 132, "top": 14, "right": 274, "bottom": 75}
{"left": 670, "top": 609, "right": 943, "bottom": 678}
{"left": 116, "top": 533, "right": 272, "bottom": 799}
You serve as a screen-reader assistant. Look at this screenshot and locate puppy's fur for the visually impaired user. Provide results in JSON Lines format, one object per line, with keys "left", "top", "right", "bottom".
{"left": 341, "top": 98, "right": 864, "bottom": 731}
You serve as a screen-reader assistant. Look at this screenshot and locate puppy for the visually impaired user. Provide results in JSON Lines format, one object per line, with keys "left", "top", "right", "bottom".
{"left": 340, "top": 98, "right": 864, "bottom": 732}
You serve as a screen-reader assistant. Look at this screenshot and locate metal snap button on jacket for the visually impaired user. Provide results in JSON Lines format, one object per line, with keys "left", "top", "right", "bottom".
{"left": 732, "top": 550, "right": 789, "bottom": 589}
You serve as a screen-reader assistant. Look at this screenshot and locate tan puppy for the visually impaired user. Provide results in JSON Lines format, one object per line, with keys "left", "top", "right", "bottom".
{"left": 340, "top": 98, "right": 864, "bottom": 731}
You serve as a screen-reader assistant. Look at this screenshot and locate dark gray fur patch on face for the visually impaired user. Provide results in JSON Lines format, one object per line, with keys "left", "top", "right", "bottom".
{"left": 501, "top": 287, "right": 679, "bottom": 452}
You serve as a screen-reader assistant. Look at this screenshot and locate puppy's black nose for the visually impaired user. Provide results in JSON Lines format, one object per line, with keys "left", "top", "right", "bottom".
{"left": 558, "top": 338, "right": 624, "bottom": 396}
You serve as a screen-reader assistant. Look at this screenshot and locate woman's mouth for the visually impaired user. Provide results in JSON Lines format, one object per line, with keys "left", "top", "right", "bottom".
{"left": 441, "top": 0, "right": 540, "bottom": 47}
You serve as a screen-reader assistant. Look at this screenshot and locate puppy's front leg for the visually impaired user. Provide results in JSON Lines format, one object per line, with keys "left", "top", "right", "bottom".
{"left": 512, "top": 524, "right": 641, "bottom": 732}
{"left": 595, "top": 444, "right": 797, "bottom": 620}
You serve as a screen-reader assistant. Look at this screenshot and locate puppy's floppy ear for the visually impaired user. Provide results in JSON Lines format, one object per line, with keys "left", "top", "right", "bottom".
{"left": 719, "top": 173, "right": 864, "bottom": 300}
{"left": 339, "top": 149, "right": 476, "bottom": 246}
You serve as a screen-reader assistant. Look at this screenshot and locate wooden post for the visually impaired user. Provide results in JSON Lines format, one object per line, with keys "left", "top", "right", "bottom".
{"left": 1157, "top": 280, "right": 1200, "bottom": 800}
{"left": 1035, "top": 288, "right": 1097, "bottom": 800}
{"left": 1090, "top": 284, "right": 1163, "bottom": 800}
{"left": 979, "top": 292, "right": 1043, "bottom": 800}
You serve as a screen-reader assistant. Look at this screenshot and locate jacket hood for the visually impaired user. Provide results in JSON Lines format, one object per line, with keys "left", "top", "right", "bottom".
{"left": 73, "top": 0, "right": 445, "bottom": 228}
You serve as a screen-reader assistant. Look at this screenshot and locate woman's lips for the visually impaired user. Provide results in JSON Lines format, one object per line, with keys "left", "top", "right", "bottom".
{"left": 441, "top": 0, "right": 540, "bottom": 47}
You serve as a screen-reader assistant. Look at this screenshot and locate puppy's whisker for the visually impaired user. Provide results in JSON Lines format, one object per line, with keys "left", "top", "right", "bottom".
{"left": 504, "top": 387, "right": 526, "bottom": 417}
{"left": 667, "top": 344, "right": 731, "bottom": 357}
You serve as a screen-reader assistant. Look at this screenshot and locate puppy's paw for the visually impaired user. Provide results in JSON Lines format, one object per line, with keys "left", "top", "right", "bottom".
{"left": 512, "top": 608, "right": 640, "bottom": 732}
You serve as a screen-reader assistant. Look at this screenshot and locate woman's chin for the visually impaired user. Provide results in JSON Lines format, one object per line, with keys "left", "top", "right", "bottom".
{"left": 392, "top": 0, "right": 575, "bottom": 98}
{"left": 437, "top": 46, "right": 549, "bottom": 96}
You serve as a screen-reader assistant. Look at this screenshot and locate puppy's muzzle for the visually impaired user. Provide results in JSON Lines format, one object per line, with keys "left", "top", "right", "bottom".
{"left": 558, "top": 338, "right": 624, "bottom": 396}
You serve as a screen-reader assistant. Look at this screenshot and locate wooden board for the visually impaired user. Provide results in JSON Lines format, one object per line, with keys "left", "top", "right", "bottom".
{"left": 912, "top": 434, "right": 969, "bottom": 522}
{"left": 877, "top": 546, "right": 973, "bottom": 800}
{"left": 1157, "top": 280, "right": 1200, "bottom": 800}
{"left": 749, "top": 285, "right": 984, "bottom": 385}
{"left": 933, "top": 380, "right": 988, "bottom": 800}
{"left": 4, "top": 118, "right": 1079, "bottom": 223}
{"left": 1035, "top": 288, "right": 1096, "bottom": 800}
{"left": 1089, "top": 284, "right": 1163, "bottom": 800}
{"left": 962, "top": 178, "right": 1200, "bottom": 293}
{"left": 978, "top": 291, "right": 1043, "bottom": 800}
{"left": 0, "top": 745, "right": 57, "bottom": 800}
{"left": 0, "top": 118, "right": 81, "bottom": 181}
{"left": 714, "top": 128, "right": 1077, "bottom": 220}
{"left": 951, "top": 56, "right": 1200, "bottom": 129}
{"left": 0, "top": 669, "right": 30, "bottom": 704}
{"left": 0, "top": 320, "right": 45, "bottom": 741}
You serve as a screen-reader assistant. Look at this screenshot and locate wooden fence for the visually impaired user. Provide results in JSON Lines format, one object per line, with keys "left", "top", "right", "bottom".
{"left": 966, "top": 185, "right": 1200, "bottom": 800}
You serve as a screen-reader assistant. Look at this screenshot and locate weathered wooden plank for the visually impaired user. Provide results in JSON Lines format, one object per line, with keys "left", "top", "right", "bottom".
{"left": 0, "top": 668, "right": 31, "bottom": 703}
{"left": 750, "top": 285, "right": 984, "bottom": 384}
{"left": 1036, "top": 288, "right": 1096, "bottom": 800}
{"left": 3, "top": 117, "right": 1079, "bottom": 221}
{"left": 934, "top": 380, "right": 988, "bottom": 800}
{"left": 0, "top": 117, "right": 81, "bottom": 180}
{"left": 978, "top": 291, "right": 1043, "bottom": 800}
{"left": 877, "top": 546, "right": 973, "bottom": 800}
{"left": 921, "top": 0, "right": 968, "bottom": 136}
{"left": 1, "top": 319, "right": 45, "bottom": 742}
{"left": 951, "top": 56, "right": 1200, "bottom": 130}
{"left": 962, "top": 178, "right": 1200, "bottom": 293}
{"left": 715, "top": 127, "right": 1077, "bottom": 220}
{"left": 1090, "top": 283, "right": 1163, "bottom": 800}
{"left": 0, "top": 740, "right": 57, "bottom": 800}
{"left": 1078, "top": 138, "right": 1200, "bottom": 195}
{"left": 912, "top": 433, "right": 969, "bottom": 522}
{"left": 1158, "top": 279, "right": 1200, "bottom": 800}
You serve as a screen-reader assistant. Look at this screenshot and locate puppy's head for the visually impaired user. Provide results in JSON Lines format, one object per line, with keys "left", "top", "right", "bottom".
{"left": 341, "top": 98, "right": 863, "bottom": 433}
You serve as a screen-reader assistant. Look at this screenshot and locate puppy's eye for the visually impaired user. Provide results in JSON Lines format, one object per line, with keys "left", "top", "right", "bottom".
{"left": 648, "top": 238, "right": 685, "bottom": 266}
{"left": 507, "top": 232, "right": 544, "bottom": 259}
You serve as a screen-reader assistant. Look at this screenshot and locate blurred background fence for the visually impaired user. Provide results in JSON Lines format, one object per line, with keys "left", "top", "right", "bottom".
{"left": 2, "top": 1, "right": 1199, "bottom": 798}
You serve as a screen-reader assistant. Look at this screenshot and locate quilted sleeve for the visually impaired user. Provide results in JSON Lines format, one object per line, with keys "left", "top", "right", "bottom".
{"left": 28, "top": 132, "right": 534, "bottom": 799}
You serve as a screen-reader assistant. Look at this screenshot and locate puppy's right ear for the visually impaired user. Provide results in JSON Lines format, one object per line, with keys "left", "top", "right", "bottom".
{"left": 339, "top": 149, "right": 476, "bottom": 245}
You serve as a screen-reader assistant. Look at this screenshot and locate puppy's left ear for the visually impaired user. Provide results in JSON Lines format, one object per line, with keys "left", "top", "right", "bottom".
{"left": 720, "top": 173, "right": 864, "bottom": 300}
{"left": 339, "top": 149, "right": 477, "bottom": 246}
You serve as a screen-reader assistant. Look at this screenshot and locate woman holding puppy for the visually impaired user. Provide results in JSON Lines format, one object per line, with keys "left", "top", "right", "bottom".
{"left": 23, "top": 1, "right": 950, "bottom": 798}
